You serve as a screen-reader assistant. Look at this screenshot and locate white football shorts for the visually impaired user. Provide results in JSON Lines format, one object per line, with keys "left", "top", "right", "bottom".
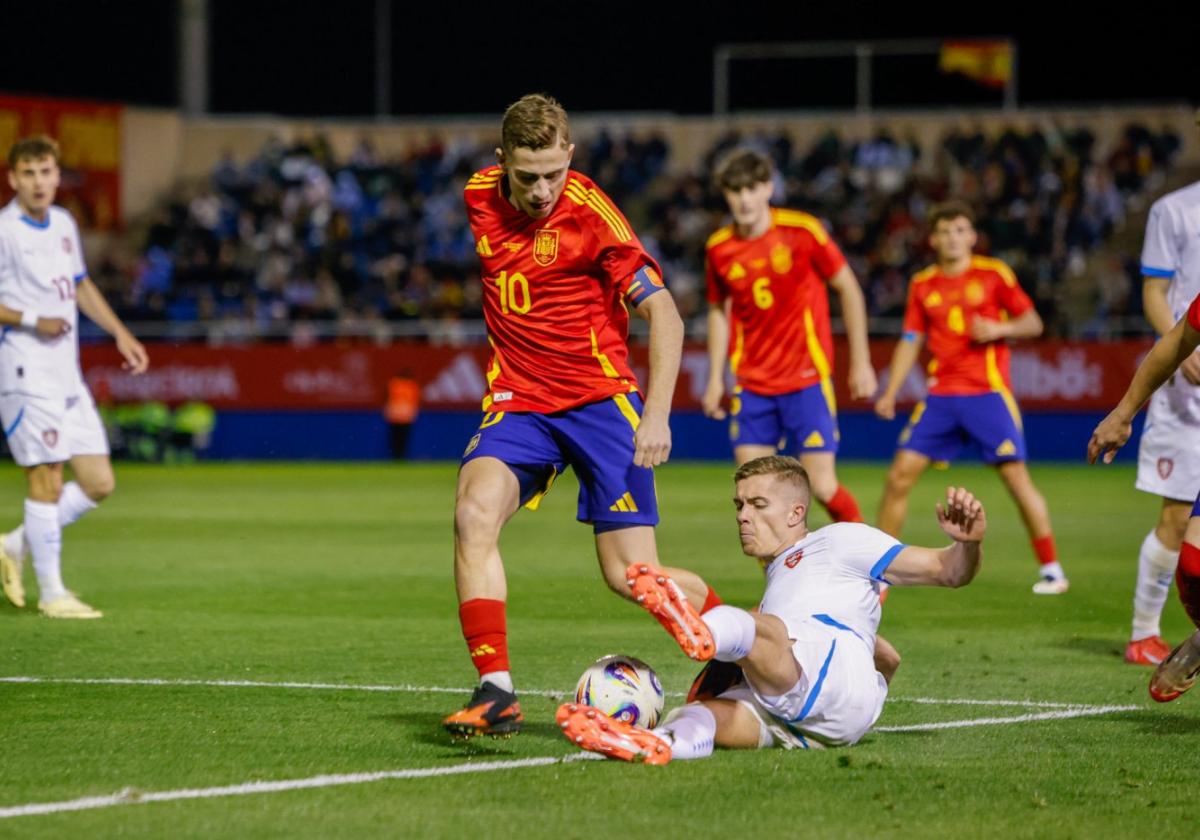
{"left": 1136, "top": 385, "right": 1200, "bottom": 501}
{"left": 718, "top": 616, "right": 887, "bottom": 749}
{"left": 0, "top": 390, "right": 109, "bottom": 467}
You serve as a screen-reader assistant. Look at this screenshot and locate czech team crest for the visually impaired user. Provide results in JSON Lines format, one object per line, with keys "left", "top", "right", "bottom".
{"left": 43, "top": 429, "right": 59, "bottom": 447}
{"left": 533, "top": 229, "right": 559, "bottom": 266}
{"left": 1158, "top": 457, "right": 1174, "bottom": 480}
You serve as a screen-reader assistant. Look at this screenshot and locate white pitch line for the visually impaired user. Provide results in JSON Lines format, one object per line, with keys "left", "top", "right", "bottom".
{"left": 875, "top": 704, "right": 1140, "bottom": 732}
{"left": 0, "top": 676, "right": 1117, "bottom": 710}
{"left": 0, "top": 754, "right": 598, "bottom": 821}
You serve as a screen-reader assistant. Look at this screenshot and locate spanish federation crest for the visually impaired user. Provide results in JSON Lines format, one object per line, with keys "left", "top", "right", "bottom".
{"left": 533, "top": 229, "right": 559, "bottom": 266}
{"left": 770, "top": 243, "right": 793, "bottom": 274}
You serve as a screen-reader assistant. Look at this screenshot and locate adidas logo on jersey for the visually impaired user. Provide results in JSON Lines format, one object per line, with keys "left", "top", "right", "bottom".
{"left": 729, "top": 262, "right": 746, "bottom": 280}
{"left": 609, "top": 492, "right": 639, "bottom": 513}
{"left": 995, "top": 440, "right": 1017, "bottom": 457}
{"left": 802, "top": 431, "right": 825, "bottom": 449}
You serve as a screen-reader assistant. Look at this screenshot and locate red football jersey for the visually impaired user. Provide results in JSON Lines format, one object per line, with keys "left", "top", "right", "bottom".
{"left": 465, "top": 166, "right": 664, "bottom": 413}
{"left": 901, "top": 256, "right": 1034, "bottom": 395}
{"left": 1188, "top": 292, "right": 1200, "bottom": 330}
{"left": 705, "top": 209, "right": 847, "bottom": 395}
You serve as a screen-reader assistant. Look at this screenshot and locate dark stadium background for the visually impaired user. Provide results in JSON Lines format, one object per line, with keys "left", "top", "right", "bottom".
{"left": 2, "top": 0, "right": 1196, "bottom": 115}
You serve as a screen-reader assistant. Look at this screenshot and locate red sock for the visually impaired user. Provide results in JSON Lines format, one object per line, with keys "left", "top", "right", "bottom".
{"left": 1177, "top": 542, "right": 1200, "bottom": 628}
{"left": 700, "top": 585, "right": 723, "bottom": 614}
{"left": 822, "top": 485, "right": 864, "bottom": 523}
{"left": 459, "top": 598, "right": 509, "bottom": 679}
{"left": 1032, "top": 535, "right": 1057, "bottom": 566}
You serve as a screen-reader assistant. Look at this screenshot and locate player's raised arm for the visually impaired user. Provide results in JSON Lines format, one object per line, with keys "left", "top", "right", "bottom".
{"left": 703, "top": 302, "right": 730, "bottom": 419}
{"left": 879, "top": 486, "right": 986, "bottom": 588}
{"left": 1089, "top": 311, "right": 1200, "bottom": 464}
{"left": 633, "top": 288, "right": 684, "bottom": 468}
{"left": 827, "top": 264, "right": 877, "bottom": 400}
{"left": 75, "top": 277, "right": 149, "bottom": 374}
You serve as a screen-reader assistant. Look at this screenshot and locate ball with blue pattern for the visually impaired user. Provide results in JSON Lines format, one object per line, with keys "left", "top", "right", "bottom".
{"left": 574, "top": 654, "right": 665, "bottom": 728}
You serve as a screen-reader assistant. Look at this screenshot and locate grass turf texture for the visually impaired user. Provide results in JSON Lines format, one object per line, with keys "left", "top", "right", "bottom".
{"left": 0, "top": 461, "right": 1196, "bottom": 838}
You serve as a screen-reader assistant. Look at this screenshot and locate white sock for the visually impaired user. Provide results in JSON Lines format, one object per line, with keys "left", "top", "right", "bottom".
{"left": 1039, "top": 561, "right": 1066, "bottom": 581}
{"left": 1132, "top": 530, "right": 1178, "bottom": 640}
{"left": 481, "top": 671, "right": 514, "bottom": 693}
{"left": 57, "top": 481, "right": 97, "bottom": 528}
{"left": 703, "top": 605, "right": 757, "bottom": 662}
{"left": 25, "top": 500, "right": 65, "bottom": 601}
{"left": 654, "top": 703, "right": 716, "bottom": 760}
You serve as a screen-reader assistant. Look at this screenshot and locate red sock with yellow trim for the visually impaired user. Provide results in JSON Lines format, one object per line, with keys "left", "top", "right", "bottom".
{"left": 1177, "top": 542, "right": 1200, "bottom": 628}
{"left": 459, "top": 599, "right": 510, "bottom": 686}
{"left": 821, "top": 485, "right": 864, "bottom": 523}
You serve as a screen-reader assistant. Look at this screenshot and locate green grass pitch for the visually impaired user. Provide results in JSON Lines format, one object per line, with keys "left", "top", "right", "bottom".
{"left": 0, "top": 460, "right": 1196, "bottom": 838}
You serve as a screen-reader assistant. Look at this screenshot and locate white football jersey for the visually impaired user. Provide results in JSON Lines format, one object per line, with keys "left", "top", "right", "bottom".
{"left": 0, "top": 200, "right": 88, "bottom": 398}
{"left": 1142, "top": 180, "right": 1200, "bottom": 322}
{"left": 757, "top": 522, "right": 904, "bottom": 649}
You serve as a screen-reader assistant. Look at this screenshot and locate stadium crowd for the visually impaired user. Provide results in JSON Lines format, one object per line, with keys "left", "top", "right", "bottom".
{"left": 95, "top": 121, "right": 1181, "bottom": 343}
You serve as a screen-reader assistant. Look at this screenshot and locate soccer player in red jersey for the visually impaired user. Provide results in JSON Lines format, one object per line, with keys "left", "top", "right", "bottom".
{"left": 874, "top": 200, "right": 1067, "bottom": 594}
{"left": 442, "top": 94, "right": 721, "bottom": 738}
{"left": 1091, "top": 292, "right": 1200, "bottom": 701}
{"left": 703, "top": 150, "right": 875, "bottom": 524}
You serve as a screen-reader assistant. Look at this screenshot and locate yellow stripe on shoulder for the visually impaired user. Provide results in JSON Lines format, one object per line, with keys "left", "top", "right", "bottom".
{"left": 470, "top": 168, "right": 502, "bottom": 181}
{"left": 772, "top": 209, "right": 829, "bottom": 245}
{"left": 972, "top": 255, "right": 1018, "bottom": 287}
{"left": 567, "top": 180, "right": 631, "bottom": 242}
{"left": 706, "top": 225, "right": 734, "bottom": 251}
{"left": 911, "top": 264, "right": 940, "bottom": 285}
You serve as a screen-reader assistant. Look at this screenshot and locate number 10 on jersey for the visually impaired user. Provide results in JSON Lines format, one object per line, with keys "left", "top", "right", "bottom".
{"left": 493, "top": 270, "right": 531, "bottom": 315}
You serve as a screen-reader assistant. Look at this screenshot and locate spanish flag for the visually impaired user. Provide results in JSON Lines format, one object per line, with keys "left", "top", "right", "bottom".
{"left": 939, "top": 41, "right": 1013, "bottom": 89}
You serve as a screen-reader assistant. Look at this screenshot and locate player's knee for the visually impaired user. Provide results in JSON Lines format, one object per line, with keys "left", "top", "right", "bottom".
{"left": 884, "top": 463, "right": 917, "bottom": 494}
{"left": 453, "top": 493, "right": 504, "bottom": 542}
{"left": 84, "top": 473, "right": 116, "bottom": 501}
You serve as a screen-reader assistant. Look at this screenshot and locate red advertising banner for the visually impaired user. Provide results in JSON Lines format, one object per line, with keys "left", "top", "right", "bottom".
{"left": 80, "top": 338, "right": 1155, "bottom": 413}
{"left": 0, "top": 94, "right": 123, "bottom": 229}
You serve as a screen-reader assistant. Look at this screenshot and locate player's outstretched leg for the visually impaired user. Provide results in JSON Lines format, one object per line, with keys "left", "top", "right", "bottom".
{"left": 625, "top": 564, "right": 714, "bottom": 660}
{"left": 1149, "top": 629, "right": 1200, "bottom": 703}
{"left": 0, "top": 526, "right": 26, "bottom": 608}
{"left": 556, "top": 703, "right": 671, "bottom": 764}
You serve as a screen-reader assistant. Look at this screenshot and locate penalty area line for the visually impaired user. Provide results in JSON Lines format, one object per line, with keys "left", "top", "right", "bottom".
{"left": 0, "top": 754, "right": 599, "bottom": 821}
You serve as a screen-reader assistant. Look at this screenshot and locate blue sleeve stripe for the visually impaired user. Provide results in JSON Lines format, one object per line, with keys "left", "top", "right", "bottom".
{"left": 73, "top": 271, "right": 87, "bottom": 283}
{"left": 870, "top": 543, "right": 906, "bottom": 583}
{"left": 1141, "top": 265, "right": 1175, "bottom": 278}
{"left": 4, "top": 407, "right": 24, "bottom": 437}
{"left": 792, "top": 639, "right": 837, "bottom": 722}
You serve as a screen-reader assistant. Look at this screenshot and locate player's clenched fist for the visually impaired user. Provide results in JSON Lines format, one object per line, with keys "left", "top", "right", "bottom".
{"left": 1088, "top": 409, "right": 1132, "bottom": 464}
{"left": 633, "top": 413, "right": 672, "bottom": 468}
{"left": 935, "top": 486, "right": 986, "bottom": 542}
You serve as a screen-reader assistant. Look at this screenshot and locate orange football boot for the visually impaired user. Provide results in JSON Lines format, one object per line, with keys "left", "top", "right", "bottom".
{"left": 556, "top": 703, "right": 671, "bottom": 765}
{"left": 625, "top": 563, "right": 714, "bottom": 661}
{"left": 1149, "top": 630, "right": 1200, "bottom": 703}
{"left": 443, "top": 682, "right": 523, "bottom": 738}
{"left": 1124, "top": 635, "right": 1171, "bottom": 666}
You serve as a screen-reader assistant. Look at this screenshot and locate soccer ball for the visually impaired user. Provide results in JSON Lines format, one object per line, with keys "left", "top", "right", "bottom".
{"left": 574, "top": 654, "right": 665, "bottom": 728}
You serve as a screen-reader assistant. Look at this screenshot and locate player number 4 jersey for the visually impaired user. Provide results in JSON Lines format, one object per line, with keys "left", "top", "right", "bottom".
{"left": 465, "top": 167, "right": 664, "bottom": 413}
{"left": 901, "top": 256, "right": 1033, "bottom": 396}
{"left": 0, "top": 201, "right": 87, "bottom": 398}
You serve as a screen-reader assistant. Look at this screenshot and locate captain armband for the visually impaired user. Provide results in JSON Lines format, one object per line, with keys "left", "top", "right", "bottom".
{"left": 623, "top": 265, "right": 667, "bottom": 307}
